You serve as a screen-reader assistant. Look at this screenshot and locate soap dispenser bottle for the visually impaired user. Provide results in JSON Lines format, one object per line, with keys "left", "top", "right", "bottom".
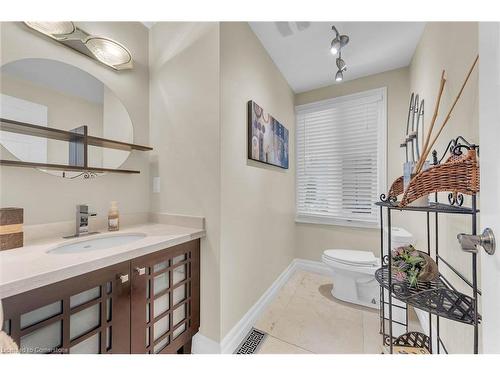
{"left": 108, "top": 201, "right": 119, "bottom": 231}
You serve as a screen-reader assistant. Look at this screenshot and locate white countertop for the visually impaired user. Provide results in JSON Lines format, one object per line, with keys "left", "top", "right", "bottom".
{"left": 0, "top": 223, "right": 205, "bottom": 299}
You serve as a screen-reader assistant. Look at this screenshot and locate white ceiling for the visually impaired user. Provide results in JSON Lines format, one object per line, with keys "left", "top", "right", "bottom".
{"left": 249, "top": 22, "right": 425, "bottom": 93}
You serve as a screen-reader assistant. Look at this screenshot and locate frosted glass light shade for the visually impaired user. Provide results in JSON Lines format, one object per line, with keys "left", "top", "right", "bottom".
{"left": 24, "top": 22, "right": 75, "bottom": 38}
{"left": 330, "top": 39, "right": 340, "bottom": 55}
{"left": 85, "top": 37, "right": 132, "bottom": 68}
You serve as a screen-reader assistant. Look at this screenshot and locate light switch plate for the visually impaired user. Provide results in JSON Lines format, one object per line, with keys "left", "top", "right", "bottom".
{"left": 153, "top": 177, "right": 160, "bottom": 193}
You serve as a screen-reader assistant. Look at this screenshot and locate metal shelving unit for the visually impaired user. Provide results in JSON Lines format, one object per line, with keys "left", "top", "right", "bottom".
{"left": 376, "top": 140, "right": 480, "bottom": 354}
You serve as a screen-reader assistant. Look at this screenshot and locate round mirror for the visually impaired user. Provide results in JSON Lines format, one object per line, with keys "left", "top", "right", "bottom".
{"left": 0, "top": 58, "right": 134, "bottom": 178}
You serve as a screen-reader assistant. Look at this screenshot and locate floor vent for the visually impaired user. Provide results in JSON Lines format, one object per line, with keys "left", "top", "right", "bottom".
{"left": 234, "top": 328, "right": 267, "bottom": 354}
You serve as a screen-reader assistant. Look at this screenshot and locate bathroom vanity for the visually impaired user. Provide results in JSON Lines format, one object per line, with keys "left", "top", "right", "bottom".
{"left": 0, "top": 223, "right": 204, "bottom": 354}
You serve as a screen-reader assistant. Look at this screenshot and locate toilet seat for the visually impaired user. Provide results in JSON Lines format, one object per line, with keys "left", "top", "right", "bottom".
{"left": 322, "top": 255, "right": 379, "bottom": 275}
{"left": 323, "top": 249, "right": 378, "bottom": 267}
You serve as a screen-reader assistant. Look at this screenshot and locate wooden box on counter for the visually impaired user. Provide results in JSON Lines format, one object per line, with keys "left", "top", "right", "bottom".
{"left": 0, "top": 207, "right": 23, "bottom": 250}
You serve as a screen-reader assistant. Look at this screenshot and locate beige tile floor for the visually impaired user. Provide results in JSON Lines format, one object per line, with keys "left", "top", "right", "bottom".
{"left": 255, "top": 270, "right": 421, "bottom": 354}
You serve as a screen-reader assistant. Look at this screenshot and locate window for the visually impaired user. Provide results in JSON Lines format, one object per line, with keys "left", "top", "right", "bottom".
{"left": 295, "top": 87, "right": 386, "bottom": 227}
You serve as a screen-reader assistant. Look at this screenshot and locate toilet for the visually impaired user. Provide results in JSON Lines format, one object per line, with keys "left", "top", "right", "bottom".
{"left": 322, "top": 249, "right": 380, "bottom": 309}
{"left": 322, "top": 227, "right": 414, "bottom": 310}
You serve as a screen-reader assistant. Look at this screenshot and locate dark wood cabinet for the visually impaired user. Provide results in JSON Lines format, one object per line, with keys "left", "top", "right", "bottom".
{"left": 1, "top": 239, "right": 200, "bottom": 354}
{"left": 130, "top": 239, "right": 200, "bottom": 354}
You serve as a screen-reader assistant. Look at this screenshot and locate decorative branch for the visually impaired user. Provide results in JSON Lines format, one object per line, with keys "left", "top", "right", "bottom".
{"left": 415, "top": 55, "right": 479, "bottom": 174}
{"left": 414, "top": 70, "right": 446, "bottom": 174}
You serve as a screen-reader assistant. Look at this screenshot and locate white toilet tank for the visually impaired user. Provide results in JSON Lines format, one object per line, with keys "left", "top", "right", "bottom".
{"left": 384, "top": 226, "right": 415, "bottom": 251}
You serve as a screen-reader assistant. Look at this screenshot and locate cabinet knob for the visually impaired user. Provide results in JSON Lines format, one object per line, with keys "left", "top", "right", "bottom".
{"left": 135, "top": 267, "right": 146, "bottom": 276}
{"left": 119, "top": 273, "right": 129, "bottom": 283}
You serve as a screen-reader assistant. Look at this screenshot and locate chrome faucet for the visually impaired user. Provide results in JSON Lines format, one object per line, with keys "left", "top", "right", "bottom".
{"left": 64, "top": 204, "right": 98, "bottom": 238}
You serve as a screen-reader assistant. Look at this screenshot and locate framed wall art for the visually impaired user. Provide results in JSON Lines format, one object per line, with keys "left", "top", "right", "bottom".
{"left": 247, "top": 100, "right": 289, "bottom": 169}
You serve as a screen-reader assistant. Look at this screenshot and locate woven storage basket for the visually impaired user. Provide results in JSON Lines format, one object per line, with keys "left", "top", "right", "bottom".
{"left": 387, "top": 149, "right": 479, "bottom": 207}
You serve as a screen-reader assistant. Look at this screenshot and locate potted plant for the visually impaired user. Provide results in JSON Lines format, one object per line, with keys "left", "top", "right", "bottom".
{"left": 392, "top": 245, "right": 438, "bottom": 287}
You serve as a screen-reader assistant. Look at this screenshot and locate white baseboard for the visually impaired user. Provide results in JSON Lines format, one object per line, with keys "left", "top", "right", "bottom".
{"left": 292, "top": 258, "right": 331, "bottom": 276}
{"left": 193, "top": 258, "right": 328, "bottom": 354}
{"left": 219, "top": 259, "right": 298, "bottom": 353}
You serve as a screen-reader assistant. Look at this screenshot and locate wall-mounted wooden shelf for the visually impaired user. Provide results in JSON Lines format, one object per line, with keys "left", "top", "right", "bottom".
{"left": 0, "top": 159, "right": 140, "bottom": 174}
{"left": 0, "top": 118, "right": 153, "bottom": 152}
{"left": 0, "top": 117, "right": 152, "bottom": 175}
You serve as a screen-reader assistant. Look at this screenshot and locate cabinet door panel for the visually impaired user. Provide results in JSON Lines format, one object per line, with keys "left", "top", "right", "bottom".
{"left": 2, "top": 261, "right": 131, "bottom": 354}
{"left": 130, "top": 239, "right": 200, "bottom": 354}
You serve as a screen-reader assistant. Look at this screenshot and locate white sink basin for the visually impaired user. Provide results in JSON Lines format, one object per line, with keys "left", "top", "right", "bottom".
{"left": 48, "top": 233, "right": 146, "bottom": 254}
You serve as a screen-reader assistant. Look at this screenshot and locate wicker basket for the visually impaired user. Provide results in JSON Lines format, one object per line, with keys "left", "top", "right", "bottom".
{"left": 387, "top": 149, "right": 479, "bottom": 207}
{"left": 392, "top": 332, "right": 431, "bottom": 354}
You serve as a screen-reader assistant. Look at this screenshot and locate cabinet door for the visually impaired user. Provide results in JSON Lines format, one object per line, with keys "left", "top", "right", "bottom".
{"left": 130, "top": 239, "right": 200, "bottom": 354}
{"left": 2, "top": 261, "right": 131, "bottom": 354}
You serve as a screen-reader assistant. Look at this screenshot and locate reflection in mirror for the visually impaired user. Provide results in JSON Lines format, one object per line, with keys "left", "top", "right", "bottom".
{"left": 0, "top": 58, "right": 134, "bottom": 178}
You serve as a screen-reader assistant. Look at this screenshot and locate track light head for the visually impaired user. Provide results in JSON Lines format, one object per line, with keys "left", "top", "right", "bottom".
{"left": 330, "top": 39, "right": 340, "bottom": 55}
{"left": 335, "top": 70, "right": 343, "bottom": 82}
{"left": 330, "top": 31, "right": 349, "bottom": 55}
{"left": 336, "top": 57, "right": 347, "bottom": 72}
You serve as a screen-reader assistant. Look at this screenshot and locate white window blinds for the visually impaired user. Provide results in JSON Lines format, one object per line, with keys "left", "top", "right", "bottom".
{"left": 295, "top": 88, "right": 386, "bottom": 227}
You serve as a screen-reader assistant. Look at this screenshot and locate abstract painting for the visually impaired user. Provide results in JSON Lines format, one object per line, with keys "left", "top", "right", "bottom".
{"left": 247, "top": 100, "right": 289, "bottom": 169}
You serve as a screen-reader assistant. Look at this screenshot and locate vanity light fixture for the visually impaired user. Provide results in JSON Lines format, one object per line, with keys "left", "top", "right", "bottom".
{"left": 24, "top": 21, "right": 133, "bottom": 70}
{"left": 330, "top": 25, "right": 349, "bottom": 83}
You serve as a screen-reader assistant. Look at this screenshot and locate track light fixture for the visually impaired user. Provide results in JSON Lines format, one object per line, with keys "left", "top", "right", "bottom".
{"left": 330, "top": 25, "right": 349, "bottom": 82}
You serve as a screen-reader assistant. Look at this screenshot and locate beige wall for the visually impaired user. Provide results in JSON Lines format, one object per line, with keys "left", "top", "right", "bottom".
{"left": 0, "top": 22, "right": 150, "bottom": 225}
{"left": 148, "top": 22, "right": 297, "bottom": 342}
{"left": 148, "top": 22, "right": 221, "bottom": 342}
{"left": 407, "top": 22, "right": 479, "bottom": 354}
{"left": 294, "top": 67, "right": 410, "bottom": 261}
{"left": 219, "top": 22, "right": 296, "bottom": 337}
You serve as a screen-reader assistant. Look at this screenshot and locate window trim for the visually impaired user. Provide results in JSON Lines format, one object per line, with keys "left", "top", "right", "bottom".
{"left": 294, "top": 87, "right": 387, "bottom": 228}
